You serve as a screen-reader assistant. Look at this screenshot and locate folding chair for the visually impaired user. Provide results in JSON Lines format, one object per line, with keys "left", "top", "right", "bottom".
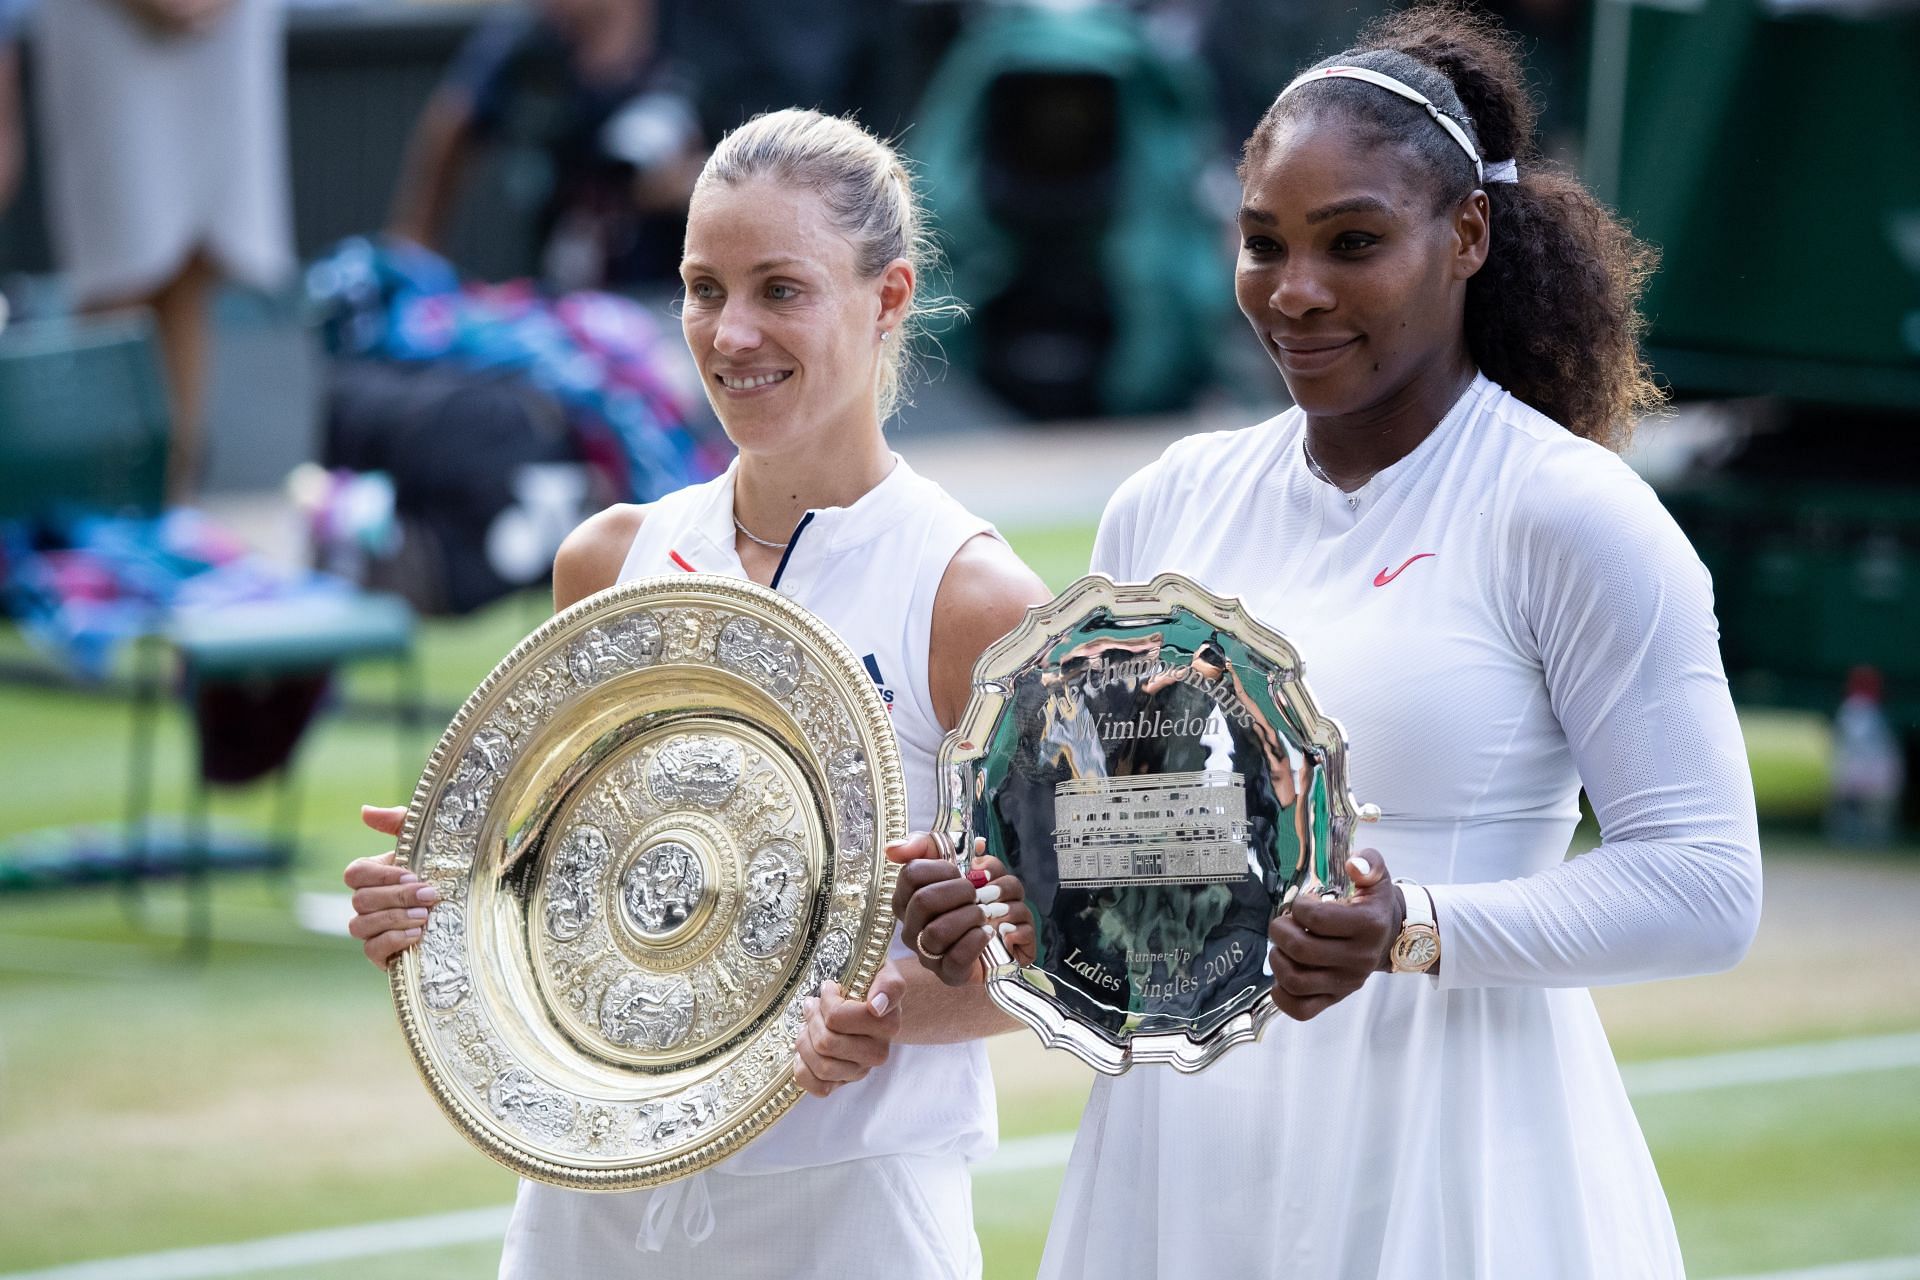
{"left": 0, "top": 313, "right": 422, "bottom": 956}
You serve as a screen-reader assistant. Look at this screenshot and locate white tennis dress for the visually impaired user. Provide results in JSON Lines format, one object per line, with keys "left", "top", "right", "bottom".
{"left": 498, "top": 456, "right": 997, "bottom": 1279}
{"left": 1040, "top": 375, "right": 1762, "bottom": 1279}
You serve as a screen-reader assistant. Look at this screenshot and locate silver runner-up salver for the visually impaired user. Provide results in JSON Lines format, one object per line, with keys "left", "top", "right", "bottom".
{"left": 937, "top": 573, "right": 1378, "bottom": 1074}
{"left": 390, "top": 574, "right": 905, "bottom": 1189}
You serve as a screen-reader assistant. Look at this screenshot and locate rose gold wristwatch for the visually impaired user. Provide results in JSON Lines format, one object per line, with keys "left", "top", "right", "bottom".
{"left": 1389, "top": 880, "right": 1441, "bottom": 975}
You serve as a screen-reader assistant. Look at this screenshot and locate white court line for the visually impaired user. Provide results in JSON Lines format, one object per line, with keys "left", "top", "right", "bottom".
{"left": 6, "top": 1032, "right": 1918, "bottom": 1280}
{"left": 981, "top": 1130, "right": 1077, "bottom": 1174}
{"left": 1715, "top": 1259, "right": 1920, "bottom": 1280}
{"left": 0, "top": 1209, "right": 512, "bottom": 1280}
{"left": 1621, "top": 1031, "right": 1920, "bottom": 1097}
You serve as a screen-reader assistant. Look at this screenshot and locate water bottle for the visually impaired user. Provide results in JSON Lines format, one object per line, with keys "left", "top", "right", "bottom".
{"left": 1827, "top": 665, "right": 1905, "bottom": 846}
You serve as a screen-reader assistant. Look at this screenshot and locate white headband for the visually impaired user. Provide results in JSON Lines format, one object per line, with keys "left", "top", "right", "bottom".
{"left": 1275, "top": 64, "right": 1519, "bottom": 185}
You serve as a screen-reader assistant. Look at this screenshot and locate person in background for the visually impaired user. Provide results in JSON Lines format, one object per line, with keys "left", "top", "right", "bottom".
{"left": 668, "top": 0, "right": 900, "bottom": 135}
{"left": 0, "top": 0, "right": 30, "bottom": 221}
{"left": 31, "top": 0, "right": 293, "bottom": 503}
{"left": 0, "top": 0, "right": 33, "bottom": 335}
{"left": 897, "top": 6, "right": 1762, "bottom": 1277}
{"left": 387, "top": 0, "right": 703, "bottom": 293}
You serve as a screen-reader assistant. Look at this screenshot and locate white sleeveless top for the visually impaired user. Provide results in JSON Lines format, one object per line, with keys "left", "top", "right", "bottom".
{"left": 613, "top": 453, "right": 999, "bottom": 1174}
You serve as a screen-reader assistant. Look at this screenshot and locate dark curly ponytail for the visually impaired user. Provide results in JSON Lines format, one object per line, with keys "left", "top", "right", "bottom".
{"left": 1241, "top": 3, "right": 1662, "bottom": 450}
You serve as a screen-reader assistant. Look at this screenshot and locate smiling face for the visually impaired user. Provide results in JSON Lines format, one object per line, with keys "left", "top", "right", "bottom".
{"left": 679, "top": 178, "right": 907, "bottom": 456}
{"left": 1235, "top": 120, "right": 1487, "bottom": 421}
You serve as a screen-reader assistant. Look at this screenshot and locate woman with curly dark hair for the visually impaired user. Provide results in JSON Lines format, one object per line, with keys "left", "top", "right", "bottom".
{"left": 895, "top": 5, "right": 1761, "bottom": 1275}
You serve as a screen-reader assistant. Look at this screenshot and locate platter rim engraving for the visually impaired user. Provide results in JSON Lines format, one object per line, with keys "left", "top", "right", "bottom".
{"left": 389, "top": 572, "right": 904, "bottom": 1188}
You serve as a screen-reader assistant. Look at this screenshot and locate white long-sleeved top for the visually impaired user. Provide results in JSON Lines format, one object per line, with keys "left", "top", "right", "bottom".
{"left": 1040, "top": 375, "right": 1761, "bottom": 1280}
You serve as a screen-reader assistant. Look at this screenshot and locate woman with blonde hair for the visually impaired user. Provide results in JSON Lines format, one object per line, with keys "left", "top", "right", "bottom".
{"left": 346, "top": 108, "right": 1049, "bottom": 1278}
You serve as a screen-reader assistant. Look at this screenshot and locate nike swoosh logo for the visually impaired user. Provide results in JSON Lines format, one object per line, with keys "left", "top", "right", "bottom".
{"left": 1373, "top": 553, "right": 1435, "bottom": 587}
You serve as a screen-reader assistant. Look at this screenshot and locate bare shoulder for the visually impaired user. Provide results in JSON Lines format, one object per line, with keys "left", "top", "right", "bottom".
{"left": 553, "top": 503, "right": 648, "bottom": 612}
{"left": 933, "top": 533, "right": 1053, "bottom": 645}
{"left": 929, "top": 534, "right": 1055, "bottom": 728}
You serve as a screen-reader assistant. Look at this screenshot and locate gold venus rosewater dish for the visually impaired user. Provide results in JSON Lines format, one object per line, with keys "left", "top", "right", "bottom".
{"left": 391, "top": 575, "right": 905, "bottom": 1188}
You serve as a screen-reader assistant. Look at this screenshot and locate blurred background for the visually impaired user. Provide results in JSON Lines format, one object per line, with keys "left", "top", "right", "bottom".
{"left": 0, "top": 0, "right": 1915, "bottom": 1276}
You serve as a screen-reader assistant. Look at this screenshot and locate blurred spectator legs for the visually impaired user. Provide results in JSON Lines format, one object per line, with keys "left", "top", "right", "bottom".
{"left": 0, "top": 41, "right": 20, "bottom": 219}
{"left": 88, "top": 247, "right": 220, "bottom": 502}
{"left": 32, "top": 0, "right": 293, "bottom": 505}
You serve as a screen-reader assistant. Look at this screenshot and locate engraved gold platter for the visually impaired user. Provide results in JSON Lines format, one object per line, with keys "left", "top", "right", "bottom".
{"left": 391, "top": 574, "right": 905, "bottom": 1189}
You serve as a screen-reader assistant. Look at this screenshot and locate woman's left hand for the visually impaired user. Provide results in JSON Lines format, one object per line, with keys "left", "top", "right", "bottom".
{"left": 1266, "top": 851, "right": 1404, "bottom": 1021}
{"left": 890, "top": 836, "right": 1037, "bottom": 985}
{"left": 793, "top": 964, "right": 908, "bottom": 1098}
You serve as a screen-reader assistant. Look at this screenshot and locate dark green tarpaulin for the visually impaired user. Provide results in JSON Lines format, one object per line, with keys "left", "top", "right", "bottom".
{"left": 1588, "top": 0, "right": 1920, "bottom": 407}
{"left": 910, "top": 6, "right": 1231, "bottom": 417}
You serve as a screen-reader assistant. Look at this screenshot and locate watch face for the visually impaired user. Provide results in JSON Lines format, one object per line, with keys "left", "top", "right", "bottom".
{"left": 1395, "top": 929, "right": 1439, "bottom": 972}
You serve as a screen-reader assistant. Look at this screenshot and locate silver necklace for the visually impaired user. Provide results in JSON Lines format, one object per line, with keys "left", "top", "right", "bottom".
{"left": 733, "top": 515, "right": 790, "bottom": 550}
{"left": 1303, "top": 438, "right": 1366, "bottom": 510}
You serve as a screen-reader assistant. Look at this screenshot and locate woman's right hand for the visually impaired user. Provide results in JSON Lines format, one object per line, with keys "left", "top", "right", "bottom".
{"left": 888, "top": 834, "right": 1035, "bottom": 986}
{"left": 343, "top": 804, "right": 438, "bottom": 970}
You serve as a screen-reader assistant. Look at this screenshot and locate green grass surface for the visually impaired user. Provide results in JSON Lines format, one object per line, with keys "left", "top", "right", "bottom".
{"left": 1648, "top": 1072, "right": 1920, "bottom": 1276}
{"left": 1741, "top": 708, "right": 1836, "bottom": 823}
{"left": 2, "top": 521, "right": 1917, "bottom": 1278}
{"left": 2, "top": 868, "right": 1914, "bottom": 1279}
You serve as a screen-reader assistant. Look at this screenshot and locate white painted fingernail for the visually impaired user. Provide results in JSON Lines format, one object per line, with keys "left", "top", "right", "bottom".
{"left": 975, "top": 884, "right": 1003, "bottom": 904}
{"left": 869, "top": 991, "right": 891, "bottom": 1016}
{"left": 1350, "top": 856, "right": 1372, "bottom": 877}
{"left": 981, "top": 902, "right": 1010, "bottom": 920}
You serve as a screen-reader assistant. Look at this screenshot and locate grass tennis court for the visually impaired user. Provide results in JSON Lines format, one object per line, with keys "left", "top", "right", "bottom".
{"left": 2, "top": 524, "right": 1916, "bottom": 1278}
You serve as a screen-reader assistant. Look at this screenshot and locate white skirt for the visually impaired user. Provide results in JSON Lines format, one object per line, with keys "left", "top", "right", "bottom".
{"left": 32, "top": 0, "right": 293, "bottom": 304}
{"left": 499, "top": 1152, "right": 983, "bottom": 1280}
{"left": 1039, "top": 979, "right": 1685, "bottom": 1280}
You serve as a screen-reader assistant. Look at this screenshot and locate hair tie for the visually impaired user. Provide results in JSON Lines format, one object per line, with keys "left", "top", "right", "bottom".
{"left": 1483, "top": 158, "right": 1519, "bottom": 184}
{"left": 1276, "top": 64, "right": 1487, "bottom": 184}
